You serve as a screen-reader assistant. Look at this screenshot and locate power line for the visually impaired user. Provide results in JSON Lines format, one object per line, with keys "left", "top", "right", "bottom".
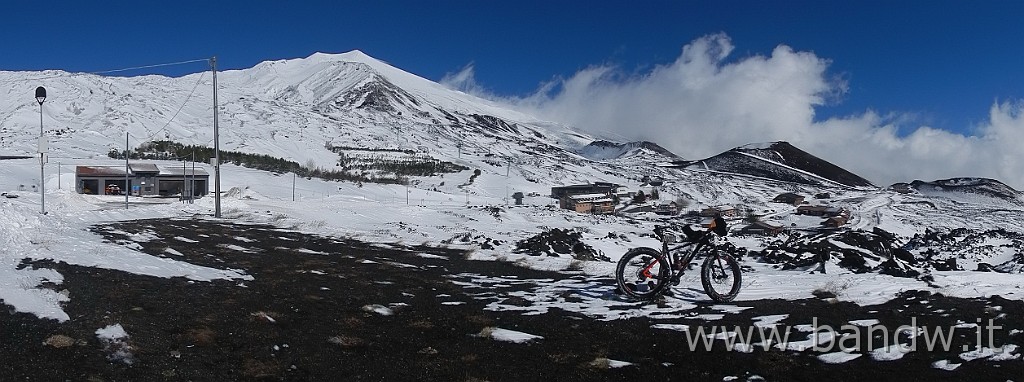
{"left": 90, "top": 59, "right": 209, "bottom": 76}
{"left": 0, "top": 58, "right": 210, "bottom": 82}
{"left": 137, "top": 71, "right": 207, "bottom": 144}
{"left": 2, "top": 58, "right": 212, "bottom": 148}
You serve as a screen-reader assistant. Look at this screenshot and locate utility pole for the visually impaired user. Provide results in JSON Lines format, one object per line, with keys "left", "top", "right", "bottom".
{"left": 57, "top": 161, "right": 61, "bottom": 189}
{"left": 125, "top": 133, "right": 129, "bottom": 209}
{"left": 292, "top": 173, "right": 296, "bottom": 202}
{"left": 212, "top": 56, "right": 222, "bottom": 218}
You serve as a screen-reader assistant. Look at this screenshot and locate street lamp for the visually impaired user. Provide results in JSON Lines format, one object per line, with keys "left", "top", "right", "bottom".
{"left": 35, "top": 86, "right": 47, "bottom": 215}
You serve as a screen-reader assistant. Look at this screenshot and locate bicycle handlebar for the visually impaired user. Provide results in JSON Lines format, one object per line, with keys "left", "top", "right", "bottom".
{"left": 654, "top": 216, "right": 729, "bottom": 242}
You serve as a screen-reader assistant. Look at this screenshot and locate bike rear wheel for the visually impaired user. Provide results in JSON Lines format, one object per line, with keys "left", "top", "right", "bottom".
{"left": 616, "top": 247, "right": 670, "bottom": 300}
{"left": 700, "top": 252, "right": 742, "bottom": 302}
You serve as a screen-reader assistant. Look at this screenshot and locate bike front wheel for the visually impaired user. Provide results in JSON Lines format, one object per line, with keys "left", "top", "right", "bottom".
{"left": 615, "top": 247, "right": 670, "bottom": 301}
{"left": 701, "top": 252, "right": 742, "bottom": 302}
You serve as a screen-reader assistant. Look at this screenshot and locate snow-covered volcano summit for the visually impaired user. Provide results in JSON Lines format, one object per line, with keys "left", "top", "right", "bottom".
{"left": 1, "top": 51, "right": 683, "bottom": 188}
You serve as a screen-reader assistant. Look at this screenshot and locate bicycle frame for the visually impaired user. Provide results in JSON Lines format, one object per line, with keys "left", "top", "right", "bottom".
{"left": 638, "top": 230, "right": 715, "bottom": 282}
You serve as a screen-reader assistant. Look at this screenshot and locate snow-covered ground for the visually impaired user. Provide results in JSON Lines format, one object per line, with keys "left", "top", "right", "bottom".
{"left": 2, "top": 51, "right": 1022, "bottom": 327}
{"left": 3, "top": 157, "right": 1022, "bottom": 323}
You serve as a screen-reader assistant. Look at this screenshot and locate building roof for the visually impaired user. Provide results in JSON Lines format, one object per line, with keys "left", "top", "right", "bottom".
{"left": 747, "top": 221, "right": 783, "bottom": 229}
{"left": 798, "top": 205, "right": 828, "bottom": 210}
{"left": 552, "top": 182, "right": 620, "bottom": 191}
{"left": 568, "top": 193, "right": 613, "bottom": 203}
{"left": 704, "top": 204, "right": 734, "bottom": 211}
{"left": 76, "top": 166, "right": 127, "bottom": 176}
{"left": 76, "top": 164, "right": 209, "bottom": 177}
{"left": 554, "top": 183, "right": 616, "bottom": 188}
{"left": 129, "top": 163, "right": 160, "bottom": 173}
{"left": 161, "top": 166, "right": 210, "bottom": 177}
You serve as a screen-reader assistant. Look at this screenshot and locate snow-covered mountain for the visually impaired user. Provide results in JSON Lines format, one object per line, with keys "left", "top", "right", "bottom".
{"left": 907, "top": 177, "right": 1021, "bottom": 201}
{"left": 1, "top": 51, "right": 682, "bottom": 193}
{"left": 577, "top": 140, "right": 681, "bottom": 161}
{"left": 3, "top": 50, "right": 1022, "bottom": 242}
{"left": 673, "top": 141, "right": 876, "bottom": 188}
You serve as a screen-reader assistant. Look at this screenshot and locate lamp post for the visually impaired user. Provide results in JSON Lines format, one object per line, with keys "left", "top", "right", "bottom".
{"left": 35, "top": 86, "right": 47, "bottom": 215}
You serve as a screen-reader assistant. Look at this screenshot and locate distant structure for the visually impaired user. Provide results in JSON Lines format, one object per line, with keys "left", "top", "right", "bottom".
{"left": 889, "top": 183, "right": 914, "bottom": 194}
{"left": 797, "top": 205, "right": 848, "bottom": 217}
{"left": 76, "top": 164, "right": 210, "bottom": 197}
{"left": 701, "top": 205, "right": 736, "bottom": 217}
{"left": 552, "top": 182, "right": 623, "bottom": 214}
{"left": 550, "top": 182, "right": 620, "bottom": 199}
{"left": 562, "top": 193, "right": 615, "bottom": 214}
{"left": 512, "top": 192, "right": 524, "bottom": 205}
{"left": 773, "top": 193, "right": 805, "bottom": 206}
{"left": 823, "top": 216, "right": 849, "bottom": 228}
{"left": 796, "top": 205, "right": 829, "bottom": 216}
{"left": 739, "top": 221, "right": 785, "bottom": 236}
{"left": 654, "top": 201, "right": 679, "bottom": 215}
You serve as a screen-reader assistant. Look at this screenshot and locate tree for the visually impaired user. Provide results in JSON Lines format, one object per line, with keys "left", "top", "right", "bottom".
{"left": 632, "top": 190, "right": 647, "bottom": 204}
{"left": 745, "top": 209, "right": 761, "bottom": 224}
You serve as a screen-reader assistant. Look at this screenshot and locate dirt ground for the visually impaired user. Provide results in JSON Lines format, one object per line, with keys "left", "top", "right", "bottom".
{"left": 2, "top": 218, "right": 1022, "bottom": 381}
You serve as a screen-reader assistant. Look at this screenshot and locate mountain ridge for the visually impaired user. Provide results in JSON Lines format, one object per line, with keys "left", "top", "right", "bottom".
{"left": 673, "top": 141, "right": 876, "bottom": 188}
{"left": 905, "top": 177, "right": 1021, "bottom": 202}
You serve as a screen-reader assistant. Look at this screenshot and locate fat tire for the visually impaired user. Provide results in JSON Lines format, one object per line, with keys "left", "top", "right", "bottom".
{"left": 700, "top": 252, "right": 742, "bottom": 303}
{"left": 615, "top": 247, "right": 670, "bottom": 301}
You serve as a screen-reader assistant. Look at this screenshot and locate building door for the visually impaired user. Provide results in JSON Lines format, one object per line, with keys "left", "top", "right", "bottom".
{"left": 80, "top": 179, "right": 99, "bottom": 194}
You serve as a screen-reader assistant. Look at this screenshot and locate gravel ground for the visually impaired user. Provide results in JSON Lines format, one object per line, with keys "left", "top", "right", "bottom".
{"left": 2, "top": 218, "right": 1021, "bottom": 381}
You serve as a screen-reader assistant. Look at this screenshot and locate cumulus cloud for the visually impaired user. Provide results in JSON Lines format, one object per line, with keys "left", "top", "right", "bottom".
{"left": 455, "top": 34, "right": 1024, "bottom": 189}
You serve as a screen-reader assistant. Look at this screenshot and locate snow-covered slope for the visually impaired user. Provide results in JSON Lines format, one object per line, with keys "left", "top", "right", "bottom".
{"left": 676, "top": 141, "right": 875, "bottom": 188}
{"left": 577, "top": 140, "right": 681, "bottom": 161}
{"left": 1, "top": 51, "right": 681, "bottom": 193}
{"left": 908, "top": 177, "right": 1021, "bottom": 203}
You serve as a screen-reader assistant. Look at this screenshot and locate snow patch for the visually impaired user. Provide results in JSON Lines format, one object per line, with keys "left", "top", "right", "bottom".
{"left": 361, "top": 304, "right": 394, "bottom": 316}
{"left": 817, "top": 351, "right": 862, "bottom": 364}
{"left": 931, "top": 360, "right": 961, "bottom": 371}
{"left": 477, "top": 327, "right": 543, "bottom": 343}
{"left": 95, "top": 324, "right": 134, "bottom": 364}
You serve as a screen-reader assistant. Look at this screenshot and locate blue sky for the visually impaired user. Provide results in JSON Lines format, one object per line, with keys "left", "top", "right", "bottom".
{"left": 2, "top": 1, "right": 1022, "bottom": 139}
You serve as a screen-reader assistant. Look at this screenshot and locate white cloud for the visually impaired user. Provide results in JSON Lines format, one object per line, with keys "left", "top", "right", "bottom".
{"left": 440, "top": 62, "right": 492, "bottom": 98}
{"left": 456, "top": 34, "right": 1024, "bottom": 189}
